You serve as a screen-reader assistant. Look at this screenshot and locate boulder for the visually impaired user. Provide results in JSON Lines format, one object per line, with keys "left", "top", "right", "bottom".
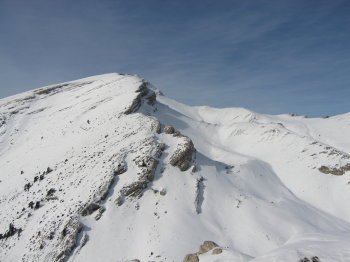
{"left": 169, "top": 137, "right": 195, "bottom": 171}
{"left": 183, "top": 253, "right": 199, "bottom": 262}
{"left": 198, "top": 241, "right": 219, "bottom": 254}
{"left": 212, "top": 248, "right": 222, "bottom": 255}
{"left": 164, "top": 125, "right": 175, "bottom": 134}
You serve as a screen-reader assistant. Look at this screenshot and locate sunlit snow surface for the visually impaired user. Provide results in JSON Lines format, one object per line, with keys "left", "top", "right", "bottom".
{"left": 0, "top": 73, "right": 350, "bottom": 262}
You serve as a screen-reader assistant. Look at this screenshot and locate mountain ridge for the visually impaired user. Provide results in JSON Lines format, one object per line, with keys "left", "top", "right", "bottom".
{"left": 0, "top": 73, "right": 350, "bottom": 262}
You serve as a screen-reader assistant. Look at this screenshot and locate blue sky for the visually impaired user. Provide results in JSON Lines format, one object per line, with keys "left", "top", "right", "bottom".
{"left": 0, "top": 0, "right": 349, "bottom": 117}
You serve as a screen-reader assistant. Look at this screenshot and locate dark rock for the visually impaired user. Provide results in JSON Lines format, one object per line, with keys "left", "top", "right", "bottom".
{"left": 147, "top": 92, "right": 157, "bottom": 105}
{"left": 34, "top": 201, "right": 40, "bottom": 209}
{"left": 124, "top": 81, "right": 149, "bottom": 114}
{"left": 48, "top": 232, "right": 55, "bottom": 240}
{"left": 0, "top": 223, "right": 22, "bottom": 240}
{"left": 28, "top": 201, "right": 34, "bottom": 209}
{"left": 24, "top": 183, "right": 32, "bottom": 191}
{"left": 47, "top": 188, "right": 56, "bottom": 197}
{"left": 81, "top": 203, "right": 101, "bottom": 216}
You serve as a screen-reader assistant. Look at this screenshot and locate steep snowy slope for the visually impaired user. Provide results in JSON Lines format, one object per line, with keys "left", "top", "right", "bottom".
{"left": 0, "top": 73, "right": 350, "bottom": 262}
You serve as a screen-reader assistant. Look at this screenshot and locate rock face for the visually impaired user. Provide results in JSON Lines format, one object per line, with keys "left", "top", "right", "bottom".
{"left": 169, "top": 136, "right": 195, "bottom": 171}
{"left": 124, "top": 80, "right": 156, "bottom": 115}
{"left": 55, "top": 217, "right": 84, "bottom": 262}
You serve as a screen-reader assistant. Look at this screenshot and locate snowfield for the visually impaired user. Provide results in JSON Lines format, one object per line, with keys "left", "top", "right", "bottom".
{"left": 0, "top": 73, "right": 350, "bottom": 262}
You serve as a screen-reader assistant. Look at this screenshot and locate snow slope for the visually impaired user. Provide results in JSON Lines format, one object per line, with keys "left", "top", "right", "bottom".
{"left": 0, "top": 73, "right": 350, "bottom": 262}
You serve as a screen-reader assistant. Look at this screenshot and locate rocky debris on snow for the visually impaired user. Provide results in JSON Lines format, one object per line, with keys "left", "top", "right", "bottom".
{"left": 34, "top": 81, "right": 93, "bottom": 96}
{"left": 299, "top": 256, "right": 321, "bottom": 262}
{"left": 34, "top": 83, "right": 70, "bottom": 96}
{"left": 0, "top": 223, "right": 22, "bottom": 240}
{"left": 318, "top": 164, "right": 350, "bottom": 176}
{"left": 28, "top": 201, "right": 41, "bottom": 209}
{"left": 170, "top": 135, "right": 195, "bottom": 171}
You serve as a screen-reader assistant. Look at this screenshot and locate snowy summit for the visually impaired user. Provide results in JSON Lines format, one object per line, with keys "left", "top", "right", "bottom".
{"left": 0, "top": 73, "right": 350, "bottom": 262}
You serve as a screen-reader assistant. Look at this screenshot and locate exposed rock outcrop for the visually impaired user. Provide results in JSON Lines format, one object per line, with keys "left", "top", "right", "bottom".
{"left": 182, "top": 241, "right": 221, "bottom": 262}
{"left": 198, "top": 241, "right": 219, "bottom": 254}
{"left": 212, "top": 248, "right": 222, "bottom": 254}
{"left": 170, "top": 136, "right": 195, "bottom": 171}
{"left": 55, "top": 217, "right": 84, "bottom": 262}
{"left": 319, "top": 164, "right": 350, "bottom": 176}
{"left": 164, "top": 125, "right": 175, "bottom": 134}
{"left": 80, "top": 203, "right": 101, "bottom": 216}
{"left": 124, "top": 80, "right": 157, "bottom": 114}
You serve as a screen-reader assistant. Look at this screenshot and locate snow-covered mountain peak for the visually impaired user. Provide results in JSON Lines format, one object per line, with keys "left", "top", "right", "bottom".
{"left": 1, "top": 73, "right": 350, "bottom": 262}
